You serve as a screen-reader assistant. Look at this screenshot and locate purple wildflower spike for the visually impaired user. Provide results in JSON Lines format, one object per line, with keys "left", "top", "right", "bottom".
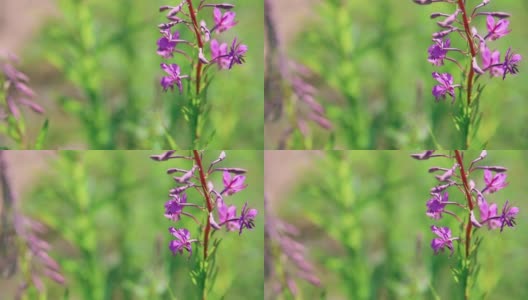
{"left": 153, "top": 150, "right": 257, "bottom": 258}
{"left": 156, "top": 1, "right": 247, "bottom": 95}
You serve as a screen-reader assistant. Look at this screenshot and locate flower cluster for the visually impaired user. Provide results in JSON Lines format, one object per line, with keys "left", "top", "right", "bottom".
{"left": 150, "top": 150, "right": 257, "bottom": 257}
{"left": 412, "top": 150, "right": 518, "bottom": 256}
{"left": 414, "top": 0, "right": 521, "bottom": 102}
{"left": 157, "top": 1, "right": 247, "bottom": 93}
{"left": 264, "top": 194, "right": 320, "bottom": 296}
{"left": 1, "top": 54, "right": 43, "bottom": 119}
{"left": 264, "top": 0, "right": 332, "bottom": 147}
{"left": 0, "top": 151, "right": 64, "bottom": 295}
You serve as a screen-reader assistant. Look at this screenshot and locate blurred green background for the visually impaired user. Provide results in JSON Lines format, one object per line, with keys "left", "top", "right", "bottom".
{"left": 1, "top": 150, "right": 263, "bottom": 299}
{"left": 265, "top": 0, "right": 528, "bottom": 149}
{"left": 1, "top": 0, "right": 263, "bottom": 149}
{"left": 267, "top": 151, "right": 527, "bottom": 299}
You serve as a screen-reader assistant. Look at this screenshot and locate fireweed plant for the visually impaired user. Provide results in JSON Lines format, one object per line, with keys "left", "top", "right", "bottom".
{"left": 412, "top": 150, "right": 519, "bottom": 299}
{"left": 0, "top": 55, "right": 49, "bottom": 149}
{"left": 0, "top": 151, "right": 65, "bottom": 298}
{"left": 264, "top": 194, "right": 321, "bottom": 299}
{"left": 150, "top": 150, "right": 257, "bottom": 299}
{"left": 413, "top": 0, "right": 522, "bottom": 148}
{"left": 157, "top": 1, "right": 248, "bottom": 148}
{"left": 264, "top": 0, "right": 333, "bottom": 149}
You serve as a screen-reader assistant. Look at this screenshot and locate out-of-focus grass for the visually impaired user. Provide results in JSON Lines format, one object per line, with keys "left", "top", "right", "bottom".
{"left": 11, "top": 0, "right": 263, "bottom": 149}
{"left": 271, "top": 0, "right": 527, "bottom": 149}
{"left": 272, "top": 151, "right": 528, "bottom": 299}
{"left": 4, "top": 150, "right": 263, "bottom": 299}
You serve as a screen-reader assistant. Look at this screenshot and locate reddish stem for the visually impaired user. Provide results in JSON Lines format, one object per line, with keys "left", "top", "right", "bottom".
{"left": 456, "top": 0, "right": 476, "bottom": 106}
{"left": 454, "top": 150, "right": 472, "bottom": 259}
{"left": 186, "top": 0, "right": 204, "bottom": 96}
{"left": 192, "top": 150, "right": 212, "bottom": 262}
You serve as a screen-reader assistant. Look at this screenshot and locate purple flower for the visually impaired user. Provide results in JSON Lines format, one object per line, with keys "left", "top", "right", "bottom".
{"left": 157, "top": 29, "right": 180, "bottom": 58}
{"left": 217, "top": 196, "right": 239, "bottom": 231}
{"left": 428, "top": 38, "right": 450, "bottom": 66}
{"left": 486, "top": 15, "right": 511, "bottom": 41}
{"left": 238, "top": 202, "right": 257, "bottom": 235}
{"left": 426, "top": 192, "right": 448, "bottom": 219}
{"left": 480, "top": 43, "right": 503, "bottom": 77}
{"left": 499, "top": 200, "right": 518, "bottom": 232}
{"left": 478, "top": 196, "right": 501, "bottom": 230}
{"left": 432, "top": 72, "right": 457, "bottom": 102}
{"left": 164, "top": 193, "right": 187, "bottom": 221}
{"left": 1, "top": 55, "right": 44, "bottom": 118}
{"left": 213, "top": 7, "right": 237, "bottom": 33}
{"left": 210, "top": 39, "right": 230, "bottom": 69}
{"left": 483, "top": 169, "right": 508, "bottom": 193}
{"left": 160, "top": 63, "right": 186, "bottom": 93}
{"left": 502, "top": 48, "right": 521, "bottom": 79}
{"left": 226, "top": 38, "right": 248, "bottom": 69}
{"left": 168, "top": 227, "right": 195, "bottom": 256}
{"left": 430, "top": 225, "right": 456, "bottom": 256}
{"left": 222, "top": 171, "right": 247, "bottom": 195}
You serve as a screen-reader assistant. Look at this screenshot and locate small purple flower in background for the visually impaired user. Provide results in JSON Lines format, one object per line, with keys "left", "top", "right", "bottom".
{"left": 156, "top": 2, "right": 247, "bottom": 94}
{"left": 169, "top": 227, "right": 196, "bottom": 257}
{"left": 1, "top": 54, "right": 44, "bottom": 119}
{"left": 430, "top": 225, "right": 457, "bottom": 255}
{"left": 432, "top": 72, "right": 458, "bottom": 102}
{"left": 222, "top": 171, "right": 247, "bottom": 196}
{"left": 265, "top": 0, "right": 333, "bottom": 145}
{"left": 483, "top": 169, "right": 507, "bottom": 193}
{"left": 151, "top": 150, "right": 257, "bottom": 257}
{"left": 412, "top": 150, "right": 519, "bottom": 257}
{"left": 265, "top": 194, "right": 320, "bottom": 297}
{"left": 0, "top": 152, "right": 65, "bottom": 295}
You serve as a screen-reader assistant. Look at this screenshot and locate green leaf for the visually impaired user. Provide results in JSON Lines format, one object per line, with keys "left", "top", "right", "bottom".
{"left": 34, "top": 119, "right": 49, "bottom": 150}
